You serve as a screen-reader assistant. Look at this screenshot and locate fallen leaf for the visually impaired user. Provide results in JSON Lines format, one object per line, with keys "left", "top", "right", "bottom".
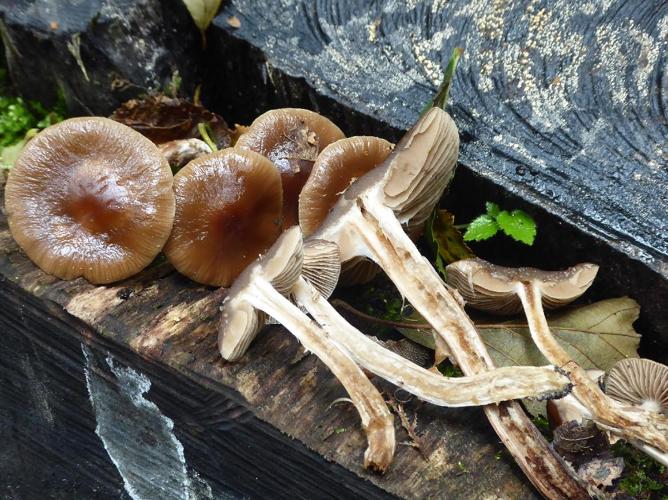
{"left": 553, "top": 421, "right": 611, "bottom": 467}
{"left": 477, "top": 297, "right": 641, "bottom": 371}
{"left": 181, "top": 0, "right": 222, "bottom": 32}
{"left": 110, "top": 94, "right": 231, "bottom": 148}
{"left": 426, "top": 209, "right": 474, "bottom": 276}
{"left": 397, "top": 297, "right": 640, "bottom": 416}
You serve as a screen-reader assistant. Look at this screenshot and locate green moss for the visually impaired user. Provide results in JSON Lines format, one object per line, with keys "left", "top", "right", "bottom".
{"left": 0, "top": 68, "right": 65, "bottom": 166}
{"left": 613, "top": 442, "right": 667, "bottom": 498}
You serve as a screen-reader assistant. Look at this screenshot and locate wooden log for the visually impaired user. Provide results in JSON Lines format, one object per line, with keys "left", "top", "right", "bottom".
{"left": 0, "top": 170, "right": 537, "bottom": 498}
{"left": 203, "top": 0, "right": 668, "bottom": 350}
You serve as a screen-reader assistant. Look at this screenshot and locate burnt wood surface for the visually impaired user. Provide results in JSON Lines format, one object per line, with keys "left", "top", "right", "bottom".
{"left": 1, "top": 0, "right": 666, "bottom": 346}
{"left": 0, "top": 170, "right": 538, "bottom": 498}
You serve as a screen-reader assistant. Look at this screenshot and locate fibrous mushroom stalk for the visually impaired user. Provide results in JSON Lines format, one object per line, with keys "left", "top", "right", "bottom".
{"left": 516, "top": 283, "right": 668, "bottom": 457}
{"left": 291, "top": 276, "right": 573, "bottom": 406}
{"left": 242, "top": 278, "right": 396, "bottom": 472}
{"left": 305, "top": 103, "right": 588, "bottom": 497}
{"left": 219, "top": 228, "right": 395, "bottom": 472}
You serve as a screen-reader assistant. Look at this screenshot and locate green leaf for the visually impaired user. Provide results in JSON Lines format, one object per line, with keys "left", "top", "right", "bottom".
{"left": 485, "top": 201, "right": 500, "bottom": 218}
{"left": 182, "top": 0, "right": 222, "bottom": 32}
{"left": 428, "top": 210, "right": 474, "bottom": 272}
{"left": 496, "top": 209, "right": 536, "bottom": 245}
{"left": 463, "top": 214, "right": 499, "bottom": 242}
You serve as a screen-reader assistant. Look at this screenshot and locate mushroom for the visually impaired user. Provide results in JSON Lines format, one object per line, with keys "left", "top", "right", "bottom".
{"left": 299, "top": 136, "right": 393, "bottom": 237}
{"left": 291, "top": 239, "right": 574, "bottom": 406}
{"left": 5, "top": 117, "right": 175, "bottom": 284}
{"left": 218, "top": 227, "right": 395, "bottom": 472}
{"left": 446, "top": 258, "right": 668, "bottom": 458}
{"left": 298, "top": 59, "right": 590, "bottom": 494}
{"left": 164, "top": 148, "right": 283, "bottom": 286}
{"left": 299, "top": 136, "right": 394, "bottom": 284}
{"left": 235, "top": 108, "right": 345, "bottom": 227}
{"left": 604, "top": 358, "right": 668, "bottom": 415}
{"left": 445, "top": 257, "right": 599, "bottom": 315}
{"left": 158, "top": 138, "right": 211, "bottom": 172}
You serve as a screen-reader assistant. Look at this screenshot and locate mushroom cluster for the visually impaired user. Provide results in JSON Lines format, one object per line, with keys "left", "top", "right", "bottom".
{"left": 6, "top": 60, "right": 667, "bottom": 497}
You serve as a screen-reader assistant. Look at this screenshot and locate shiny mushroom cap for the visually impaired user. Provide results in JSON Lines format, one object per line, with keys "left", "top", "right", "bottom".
{"left": 164, "top": 148, "right": 283, "bottom": 287}
{"left": 604, "top": 358, "right": 668, "bottom": 415}
{"left": 5, "top": 117, "right": 175, "bottom": 284}
{"left": 445, "top": 258, "right": 599, "bottom": 315}
{"left": 236, "top": 108, "right": 345, "bottom": 227}
{"left": 219, "top": 226, "right": 304, "bottom": 360}
{"left": 299, "top": 136, "right": 393, "bottom": 236}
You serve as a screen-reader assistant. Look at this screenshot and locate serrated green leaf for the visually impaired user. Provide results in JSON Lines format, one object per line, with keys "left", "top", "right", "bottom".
{"left": 496, "top": 209, "right": 536, "bottom": 245}
{"left": 463, "top": 214, "right": 499, "bottom": 242}
{"left": 182, "top": 0, "right": 222, "bottom": 32}
{"left": 485, "top": 201, "right": 500, "bottom": 218}
{"left": 428, "top": 210, "right": 474, "bottom": 271}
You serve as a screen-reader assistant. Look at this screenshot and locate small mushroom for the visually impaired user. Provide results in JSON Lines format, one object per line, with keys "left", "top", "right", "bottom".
{"left": 446, "top": 257, "right": 668, "bottom": 459}
{"left": 301, "top": 66, "right": 589, "bottom": 495}
{"left": 604, "top": 358, "right": 668, "bottom": 415}
{"left": 219, "top": 227, "right": 395, "bottom": 472}
{"left": 164, "top": 148, "right": 283, "bottom": 286}
{"left": 5, "top": 117, "right": 175, "bottom": 284}
{"left": 299, "top": 136, "right": 393, "bottom": 236}
{"left": 445, "top": 257, "right": 599, "bottom": 315}
{"left": 292, "top": 239, "right": 574, "bottom": 406}
{"left": 158, "top": 138, "right": 211, "bottom": 172}
{"left": 236, "top": 108, "right": 345, "bottom": 227}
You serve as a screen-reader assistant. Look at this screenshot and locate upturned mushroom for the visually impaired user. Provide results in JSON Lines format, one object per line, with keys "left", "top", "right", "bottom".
{"left": 235, "top": 108, "right": 345, "bottom": 227}
{"left": 218, "top": 227, "right": 395, "bottom": 473}
{"left": 300, "top": 53, "right": 590, "bottom": 496}
{"left": 446, "top": 258, "right": 668, "bottom": 460}
{"left": 164, "top": 148, "right": 283, "bottom": 286}
{"left": 222, "top": 231, "right": 574, "bottom": 405}
{"left": 292, "top": 239, "right": 574, "bottom": 406}
{"left": 5, "top": 117, "right": 175, "bottom": 284}
{"left": 604, "top": 358, "right": 668, "bottom": 416}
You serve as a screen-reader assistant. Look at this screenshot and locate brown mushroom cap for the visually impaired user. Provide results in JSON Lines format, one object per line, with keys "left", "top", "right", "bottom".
{"left": 164, "top": 148, "right": 283, "bottom": 286}
{"left": 604, "top": 358, "right": 668, "bottom": 415}
{"left": 299, "top": 136, "right": 393, "bottom": 237}
{"left": 235, "top": 108, "right": 345, "bottom": 227}
{"left": 446, "top": 257, "right": 599, "bottom": 315}
{"left": 5, "top": 117, "right": 175, "bottom": 284}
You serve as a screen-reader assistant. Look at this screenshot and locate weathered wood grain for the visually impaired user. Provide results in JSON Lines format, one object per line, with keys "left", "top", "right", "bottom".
{"left": 0, "top": 170, "right": 537, "bottom": 498}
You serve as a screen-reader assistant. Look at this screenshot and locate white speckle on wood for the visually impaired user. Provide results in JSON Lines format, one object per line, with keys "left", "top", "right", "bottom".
{"left": 82, "top": 345, "right": 215, "bottom": 500}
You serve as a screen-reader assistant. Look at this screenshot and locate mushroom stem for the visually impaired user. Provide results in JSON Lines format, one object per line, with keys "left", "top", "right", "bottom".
{"left": 323, "top": 201, "right": 589, "bottom": 497}
{"left": 292, "top": 277, "right": 572, "bottom": 406}
{"left": 243, "top": 277, "right": 396, "bottom": 473}
{"left": 516, "top": 281, "right": 668, "bottom": 454}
